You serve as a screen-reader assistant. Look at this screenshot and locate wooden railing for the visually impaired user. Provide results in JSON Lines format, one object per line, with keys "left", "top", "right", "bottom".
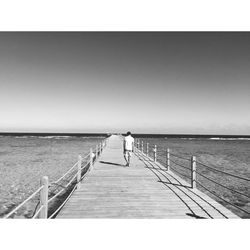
{"left": 4, "top": 138, "right": 107, "bottom": 219}
{"left": 134, "top": 138, "right": 250, "bottom": 217}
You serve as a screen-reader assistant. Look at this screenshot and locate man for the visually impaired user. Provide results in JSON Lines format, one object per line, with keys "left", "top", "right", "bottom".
{"left": 123, "top": 131, "right": 134, "bottom": 167}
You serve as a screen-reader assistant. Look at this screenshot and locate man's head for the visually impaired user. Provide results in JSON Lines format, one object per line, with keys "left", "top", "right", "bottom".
{"left": 126, "top": 131, "right": 131, "bottom": 136}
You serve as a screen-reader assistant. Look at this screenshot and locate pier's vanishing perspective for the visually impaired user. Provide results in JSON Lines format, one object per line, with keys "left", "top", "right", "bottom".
{"left": 5, "top": 135, "right": 241, "bottom": 219}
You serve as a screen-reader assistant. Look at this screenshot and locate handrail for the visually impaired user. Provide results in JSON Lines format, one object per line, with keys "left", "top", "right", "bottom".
{"left": 48, "top": 172, "right": 79, "bottom": 204}
{"left": 50, "top": 152, "right": 90, "bottom": 185}
{"left": 81, "top": 152, "right": 91, "bottom": 160}
{"left": 65, "top": 172, "right": 78, "bottom": 188}
{"left": 135, "top": 137, "right": 250, "bottom": 217}
{"left": 169, "top": 165, "right": 191, "bottom": 179}
{"left": 48, "top": 151, "right": 93, "bottom": 205}
{"left": 48, "top": 185, "right": 77, "bottom": 219}
{"left": 196, "top": 170, "right": 250, "bottom": 199}
{"left": 4, "top": 186, "right": 43, "bottom": 218}
{"left": 196, "top": 181, "right": 250, "bottom": 215}
{"left": 49, "top": 145, "right": 99, "bottom": 219}
{"left": 52, "top": 161, "right": 78, "bottom": 184}
{"left": 48, "top": 159, "right": 90, "bottom": 204}
{"left": 48, "top": 186, "right": 66, "bottom": 203}
{"left": 137, "top": 140, "right": 190, "bottom": 161}
{"left": 81, "top": 160, "right": 91, "bottom": 170}
{"left": 196, "top": 160, "right": 250, "bottom": 182}
{"left": 169, "top": 159, "right": 191, "bottom": 171}
{"left": 136, "top": 138, "right": 250, "bottom": 182}
{"left": 3, "top": 138, "right": 107, "bottom": 219}
{"left": 171, "top": 153, "right": 191, "bottom": 162}
{"left": 32, "top": 204, "right": 44, "bottom": 219}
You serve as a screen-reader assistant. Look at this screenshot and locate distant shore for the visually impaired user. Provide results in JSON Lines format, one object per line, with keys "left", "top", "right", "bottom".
{"left": 0, "top": 132, "right": 109, "bottom": 137}
{"left": 133, "top": 134, "right": 250, "bottom": 139}
{"left": 1, "top": 132, "right": 250, "bottom": 139}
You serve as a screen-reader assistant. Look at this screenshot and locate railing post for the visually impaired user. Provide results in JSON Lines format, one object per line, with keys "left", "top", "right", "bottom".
{"left": 141, "top": 141, "right": 143, "bottom": 153}
{"left": 146, "top": 143, "right": 149, "bottom": 156}
{"left": 99, "top": 142, "right": 102, "bottom": 153}
{"left": 153, "top": 145, "right": 157, "bottom": 162}
{"left": 77, "top": 155, "right": 82, "bottom": 189}
{"left": 90, "top": 148, "right": 93, "bottom": 170}
{"left": 166, "top": 148, "right": 170, "bottom": 171}
{"left": 191, "top": 156, "right": 196, "bottom": 189}
{"left": 39, "top": 176, "right": 48, "bottom": 219}
{"left": 137, "top": 140, "right": 140, "bottom": 151}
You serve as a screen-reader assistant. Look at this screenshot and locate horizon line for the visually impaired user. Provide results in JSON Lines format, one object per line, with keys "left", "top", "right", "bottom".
{"left": 0, "top": 132, "right": 250, "bottom": 137}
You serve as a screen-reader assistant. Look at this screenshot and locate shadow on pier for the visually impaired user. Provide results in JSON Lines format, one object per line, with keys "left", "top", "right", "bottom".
{"left": 136, "top": 151, "right": 228, "bottom": 219}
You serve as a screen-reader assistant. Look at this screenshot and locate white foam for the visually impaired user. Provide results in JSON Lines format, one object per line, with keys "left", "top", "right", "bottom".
{"left": 209, "top": 137, "right": 250, "bottom": 141}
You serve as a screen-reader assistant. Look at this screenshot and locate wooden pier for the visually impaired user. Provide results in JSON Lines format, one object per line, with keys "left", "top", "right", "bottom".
{"left": 56, "top": 135, "right": 239, "bottom": 219}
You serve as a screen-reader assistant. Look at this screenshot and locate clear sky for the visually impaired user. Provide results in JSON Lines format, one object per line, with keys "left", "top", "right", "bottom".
{"left": 0, "top": 32, "right": 250, "bottom": 134}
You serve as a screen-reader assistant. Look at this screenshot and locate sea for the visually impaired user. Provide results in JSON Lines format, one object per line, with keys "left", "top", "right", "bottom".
{"left": 0, "top": 134, "right": 106, "bottom": 217}
{"left": 135, "top": 134, "right": 250, "bottom": 218}
{"left": 1, "top": 133, "right": 250, "bottom": 218}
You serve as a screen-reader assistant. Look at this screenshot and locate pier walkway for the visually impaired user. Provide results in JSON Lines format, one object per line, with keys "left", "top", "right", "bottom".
{"left": 57, "top": 135, "right": 238, "bottom": 218}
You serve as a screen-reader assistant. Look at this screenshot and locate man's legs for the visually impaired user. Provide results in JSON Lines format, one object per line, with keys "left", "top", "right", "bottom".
{"left": 124, "top": 151, "right": 128, "bottom": 165}
{"left": 124, "top": 150, "right": 132, "bottom": 166}
{"left": 123, "top": 150, "right": 128, "bottom": 166}
{"left": 127, "top": 152, "right": 131, "bottom": 166}
{"left": 126, "top": 151, "right": 132, "bottom": 166}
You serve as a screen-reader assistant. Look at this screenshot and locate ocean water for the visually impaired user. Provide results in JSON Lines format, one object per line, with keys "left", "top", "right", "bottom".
{"left": 1, "top": 134, "right": 250, "bottom": 218}
{"left": 0, "top": 135, "right": 105, "bottom": 217}
{"left": 136, "top": 136, "right": 250, "bottom": 218}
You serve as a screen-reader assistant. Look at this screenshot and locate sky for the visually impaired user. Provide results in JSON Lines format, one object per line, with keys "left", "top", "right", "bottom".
{"left": 0, "top": 32, "right": 250, "bottom": 134}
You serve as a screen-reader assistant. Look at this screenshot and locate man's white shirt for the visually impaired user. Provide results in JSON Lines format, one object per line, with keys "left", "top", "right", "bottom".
{"left": 124, "top": 135, "right": 134, "bottom": 151}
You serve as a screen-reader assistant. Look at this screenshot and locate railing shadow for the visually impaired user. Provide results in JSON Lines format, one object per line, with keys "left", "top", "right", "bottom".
{"left": 186, "top": 213, "right": 206, "bottom": 219}
{"left": 49, "top": 161, "right": 91, "bottom": 219}
{"left": 157, "top": 180, "right": 190, "bottom": 189}
{"left": 144, "top": 165, "right": 191, "bottom": 188}
{"left": 135, "top": 153, "right": 200, "bottom": 216}
{"left": 99, "top": 161, "right": 125, "bottom": 167}
{"left": 135, "top": 151, "right": 228, "bottom": 219}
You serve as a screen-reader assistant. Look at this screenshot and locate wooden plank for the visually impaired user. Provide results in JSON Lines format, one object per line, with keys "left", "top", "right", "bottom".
{"left": 56, "top": 135, "right": 239, "bottom": 219}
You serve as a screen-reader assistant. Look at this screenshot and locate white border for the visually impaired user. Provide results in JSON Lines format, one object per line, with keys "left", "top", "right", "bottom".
{"left": 0, "top": 0, "right": 250, "bottom": 31}
{"left": 1, "top": 1, "right": 249, "bottom": 250}
{"left": 0, "top": 220, "right": 249, "bottom": 250}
